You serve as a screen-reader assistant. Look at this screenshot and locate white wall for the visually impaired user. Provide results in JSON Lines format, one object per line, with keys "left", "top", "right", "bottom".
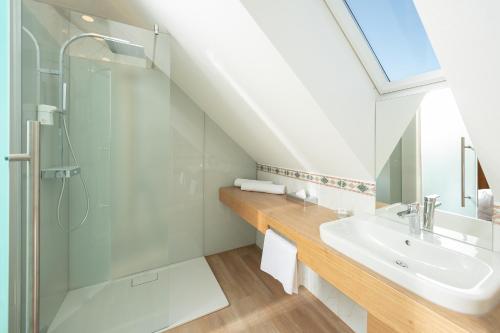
{"left": 204, "top": 116, "right": 257, "bottom": 255}
{"left": 414, "top": 0, "right": 500, "bottom": 197}
{"left": 376, "top": 142, "right": 402, "bottom": 204}
{"left": 401, "top": 116, "right": 420, "bottom": 203}
{"left": 376, "top": 93, "right": 425, "bottom": 176}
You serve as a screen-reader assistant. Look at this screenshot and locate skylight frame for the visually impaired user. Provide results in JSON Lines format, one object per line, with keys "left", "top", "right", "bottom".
{"left": 325, "top": 0, "right": 445, "bottom": 94}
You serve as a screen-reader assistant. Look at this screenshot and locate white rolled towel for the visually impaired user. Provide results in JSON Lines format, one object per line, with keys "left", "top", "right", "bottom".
{"left": 234, "top": 178, "right": 272, "bottom": 187}
{"left": 241, "top": 182, "right": 286, "bottom": 194}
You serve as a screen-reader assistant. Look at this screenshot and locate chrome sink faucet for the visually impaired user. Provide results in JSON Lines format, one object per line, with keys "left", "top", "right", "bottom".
{"left": 397, "top": 202, "right": 421, "bottom": 235}
{"left": 397, "top": 202, "right": 420, "bottom": 217}
{"left": 423, "top": 194, "right": 440, "bottom": 232}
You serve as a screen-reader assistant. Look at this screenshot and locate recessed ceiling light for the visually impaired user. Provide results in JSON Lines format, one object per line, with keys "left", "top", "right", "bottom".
{"left": 81, "top": 15, "right": 94, "bottom": 23}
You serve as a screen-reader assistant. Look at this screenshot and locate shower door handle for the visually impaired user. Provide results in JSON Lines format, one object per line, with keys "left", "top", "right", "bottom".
{"left": 460, "top": 137, "right": 474, "bottom": 208}
{"left": 6, "top": 120, "right": 41, "bottom": 333}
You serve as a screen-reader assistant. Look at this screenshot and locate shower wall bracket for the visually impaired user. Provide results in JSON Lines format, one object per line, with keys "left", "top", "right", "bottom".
{"left": 41, "top": 166, "right": 81, "bottom": 179}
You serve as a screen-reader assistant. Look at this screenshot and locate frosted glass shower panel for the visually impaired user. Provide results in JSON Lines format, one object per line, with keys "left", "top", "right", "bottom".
{"left": 110, "top": 62, "right": 174, "bottom": 278}
{"left": 68, "top": 58, "right": 112, "bottom": 289}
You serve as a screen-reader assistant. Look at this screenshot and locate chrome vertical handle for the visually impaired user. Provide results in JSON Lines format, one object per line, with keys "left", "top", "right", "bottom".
{"left": 6, "top": 121, "right": 40, "bottom": 333}
{"left": 460, "top": 137, "right": 473, "bottom": 207}
{"left": 461, "top": 137, "right": 466, "bottom": 207}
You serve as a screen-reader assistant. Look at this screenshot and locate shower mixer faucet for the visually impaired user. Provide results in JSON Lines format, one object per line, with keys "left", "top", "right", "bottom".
{"left": 423, "top": 194, "right": 441, "bottom": 232}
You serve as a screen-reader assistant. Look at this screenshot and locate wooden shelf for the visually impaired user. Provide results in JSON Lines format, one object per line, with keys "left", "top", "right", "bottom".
{"left": 219, "top": 186, "right": 500, "bottom": 333}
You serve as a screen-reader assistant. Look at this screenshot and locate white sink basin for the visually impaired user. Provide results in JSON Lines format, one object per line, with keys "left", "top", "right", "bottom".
{"left": 320, "top": 214, "right": 500, "bottom": 314}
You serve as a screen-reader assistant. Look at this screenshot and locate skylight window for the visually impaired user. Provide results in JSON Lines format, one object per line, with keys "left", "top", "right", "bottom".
{"left": 344, "top": 0, "right": 440, "bottom": 82}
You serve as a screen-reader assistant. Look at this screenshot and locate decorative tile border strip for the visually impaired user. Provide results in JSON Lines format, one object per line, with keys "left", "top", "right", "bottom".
{"left": 257, "top": 163, "right": 376, "bottom": 196}
{"left": 493, "top": 203, "right": 500, "bottom": 225}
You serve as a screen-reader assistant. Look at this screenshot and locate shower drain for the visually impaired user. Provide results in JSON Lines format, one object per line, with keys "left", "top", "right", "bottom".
{"left": 395, "top": 260, "right": 408, "bottom": 268}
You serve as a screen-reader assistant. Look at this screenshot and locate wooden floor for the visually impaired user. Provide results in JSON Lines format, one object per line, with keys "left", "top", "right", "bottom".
{"left": 168, "top": 245, "right": 353, "bottom": 333}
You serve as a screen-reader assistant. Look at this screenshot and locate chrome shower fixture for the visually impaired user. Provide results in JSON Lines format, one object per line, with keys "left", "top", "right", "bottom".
{"left": 104, "top": 39, "right": 146, "bottom": 58}
{"left": 54, "top": 32, "right": 147, "bottom": 232}
{"left": 59, "top": 33, "right": 146, "bottom": 112}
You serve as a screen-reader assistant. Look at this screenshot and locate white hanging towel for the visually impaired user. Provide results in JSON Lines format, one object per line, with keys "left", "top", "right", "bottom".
{"left": 260, "top": 229, "right": 298, "bottom": 294}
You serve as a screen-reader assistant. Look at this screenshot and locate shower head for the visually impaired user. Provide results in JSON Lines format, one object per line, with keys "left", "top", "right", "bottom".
{"left": 59, "top": 33, "right": 147, "bottom": 111}
{"left": 104, "top": 38, "right": 145, "bottom": 58}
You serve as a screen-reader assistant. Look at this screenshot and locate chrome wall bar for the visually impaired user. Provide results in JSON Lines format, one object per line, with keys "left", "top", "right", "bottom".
{"left": 7, "top": 153, "right": 30, "bottom": 161}
{"left": 31, "top": 120, "right": 40, "bottom": 333}
{"left": 6, "top": 120, "right": 40, "bottom": 333}
{"left": 460, "top": 137, "right": 474, "bottom": 207}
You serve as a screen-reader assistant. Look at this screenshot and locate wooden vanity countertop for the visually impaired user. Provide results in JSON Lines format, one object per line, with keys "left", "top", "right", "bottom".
{"left": 219, "top": 186, "right": 500, "bottom": 333}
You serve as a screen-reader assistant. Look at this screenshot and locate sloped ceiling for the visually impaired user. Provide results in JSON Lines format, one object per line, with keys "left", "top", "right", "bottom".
{"left": 38, "top": 0, "right": 377, "bottom": 182}
{"left": 240, "top": 0, "right": 377, "bottom": 176}
{"left": 168, "top": 38, "right": 306, "bottom": 170}
{"left": 414, "top": 0, "right": 500, "bottom": 195}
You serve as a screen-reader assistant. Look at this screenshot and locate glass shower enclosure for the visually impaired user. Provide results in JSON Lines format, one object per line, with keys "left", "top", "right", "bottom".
{"left": 8, "top": 1, "right": 227, "bottom": 332}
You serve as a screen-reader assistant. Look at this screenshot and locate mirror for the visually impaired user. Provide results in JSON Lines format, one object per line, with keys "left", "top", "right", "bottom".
{"left": 376, "top": 87, "right": 494, "bottom": 249}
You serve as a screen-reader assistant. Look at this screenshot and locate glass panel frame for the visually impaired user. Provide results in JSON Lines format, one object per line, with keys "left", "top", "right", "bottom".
{"left": 325, "top": 0, "right": 445, "bottom": 94}
{"left": 1, "top": 0, "right": 11, "bottom": 332}
{"left": 343, "top": 0, "right": 440, "bottom": 82}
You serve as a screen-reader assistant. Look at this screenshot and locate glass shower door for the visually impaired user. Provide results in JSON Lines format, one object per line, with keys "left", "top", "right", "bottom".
{"left": 15, "top": 1, "right": 209, "bottom": 332}
{"left": 18, "top": 3, "right": 73, "bottom": 332}
{"left": 420, "top": 88, "right": 478, "bottom": 218}
{"left": 44, "top": 14, "right": 184, "bottom": 330}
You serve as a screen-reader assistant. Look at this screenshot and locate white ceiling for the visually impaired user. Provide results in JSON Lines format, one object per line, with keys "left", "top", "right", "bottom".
{"left": 36, "top": 0, "right": 161, "bottom": 32}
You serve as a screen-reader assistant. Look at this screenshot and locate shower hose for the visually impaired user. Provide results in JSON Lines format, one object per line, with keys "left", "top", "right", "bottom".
{"left": 56, "top": 114, "right": 90, "bottom": 232}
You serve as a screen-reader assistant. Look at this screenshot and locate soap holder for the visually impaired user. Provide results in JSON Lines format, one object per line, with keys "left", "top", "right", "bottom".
{"left": 332, "top": 209, "right": 354, "bottom": 219}
{"left": 42, "top": 166, "right": 81, "bottom": 179}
